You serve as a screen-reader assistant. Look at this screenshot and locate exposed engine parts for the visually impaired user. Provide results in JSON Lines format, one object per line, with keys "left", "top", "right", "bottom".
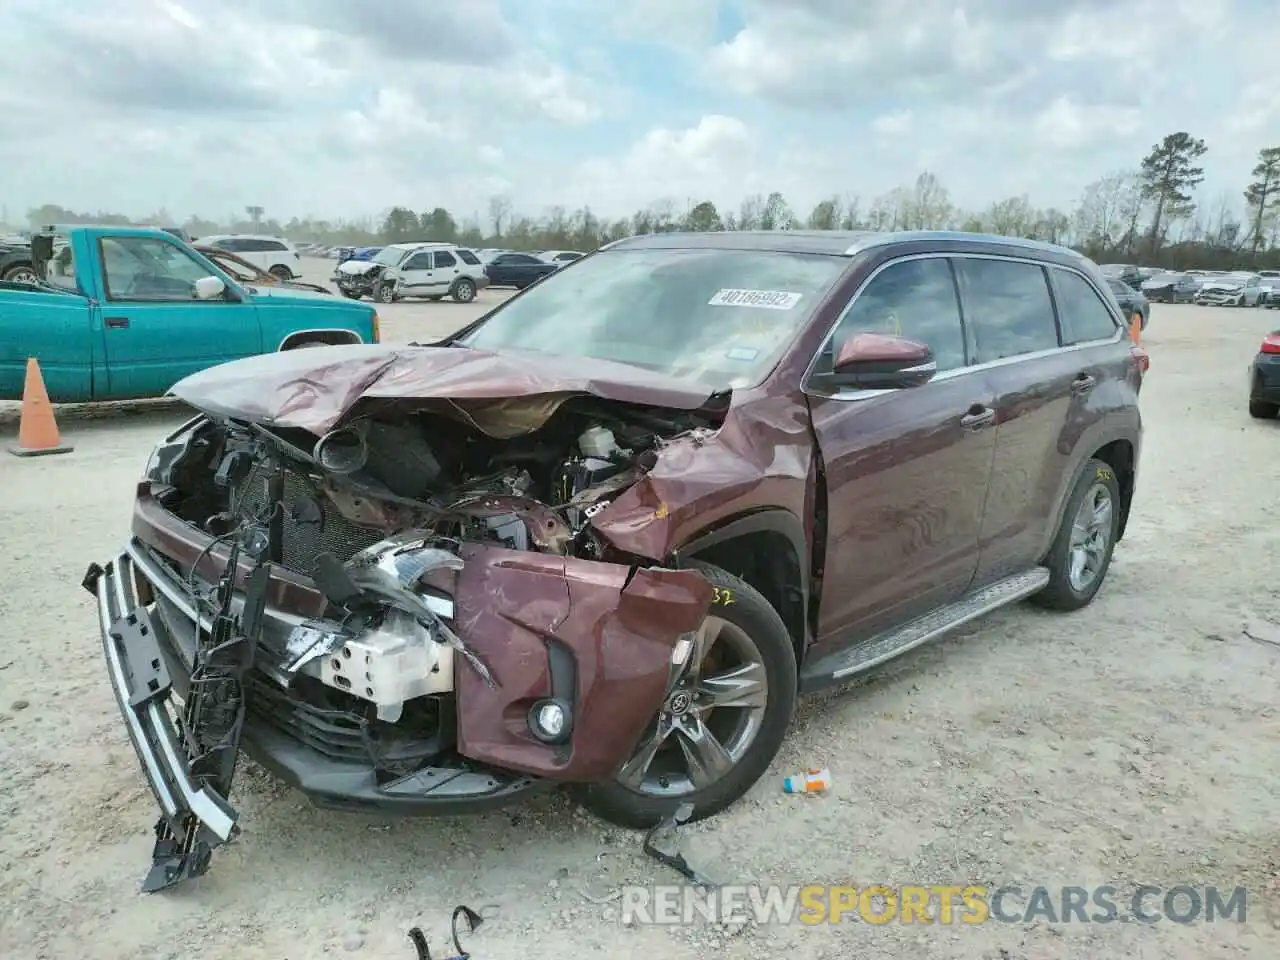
{"left": 163, "top": 398, "right": 710, "bottom": 717}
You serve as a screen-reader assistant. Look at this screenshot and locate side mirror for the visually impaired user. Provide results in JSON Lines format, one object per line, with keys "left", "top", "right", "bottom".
{"left": 831, "top": 333, "right": 936, "bottom": 390}
{"left": 193, "top": 276, "right": 226, "bottom": 300}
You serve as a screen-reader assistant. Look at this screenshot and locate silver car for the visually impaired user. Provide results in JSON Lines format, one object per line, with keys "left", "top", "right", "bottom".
{"left": 1260, "top": 270, "right": 1280, "bottom": 308}
{"left": 1194, "top": 272, "right": 1266, "bottom": 307}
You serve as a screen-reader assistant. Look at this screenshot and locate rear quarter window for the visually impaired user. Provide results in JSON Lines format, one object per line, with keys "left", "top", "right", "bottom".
{"left": 953, "top": 257, "right": 1059, "bottom": 362}
{"left": 456, "top": 249, "right": 480, "bottom": 265}
{"left": 1055, "top": 269, "right": 1121, "bottom": 344}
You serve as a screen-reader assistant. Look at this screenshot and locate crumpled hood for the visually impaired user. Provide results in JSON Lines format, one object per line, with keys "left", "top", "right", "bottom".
{"left": 168, "top": 343, "right": 719, "bottom": 437}
{"left": 1199, "top": 280, "right": 1240, "bottom": 291}
{"left": 336, "top": 260, "right": 379, "bottom": 276}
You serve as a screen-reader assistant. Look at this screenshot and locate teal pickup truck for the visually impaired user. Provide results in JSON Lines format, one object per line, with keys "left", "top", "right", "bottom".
{"left": 0, "top": 225, "right": 380, "bottom": 402}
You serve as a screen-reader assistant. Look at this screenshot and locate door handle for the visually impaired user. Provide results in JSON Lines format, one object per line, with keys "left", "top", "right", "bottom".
{"left": 960, "top": 406, "right": 995, "bottom": 429}
{"left": 1071, "top": 374, "right": 1097, "bottom": 393}
{"left": 105, "top": 316, "right": 130, "bottom": 329}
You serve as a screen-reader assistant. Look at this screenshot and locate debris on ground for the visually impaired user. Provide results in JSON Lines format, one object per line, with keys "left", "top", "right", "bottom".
{"left": 407, "top": 905, "right": 486, "bottom": 960}
{"left": 642, "top": 802, "right": 717, "bottom": 888}
{"left": 782, "top": 767, "right": 832, "bottom": 794}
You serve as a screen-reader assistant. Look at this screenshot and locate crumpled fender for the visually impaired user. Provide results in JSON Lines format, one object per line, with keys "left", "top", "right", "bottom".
{"left": 589, "top": 393, "right": 816, "bottom": 560}
{"left": 452, "top": 542, "right": 712, "bottom": 781}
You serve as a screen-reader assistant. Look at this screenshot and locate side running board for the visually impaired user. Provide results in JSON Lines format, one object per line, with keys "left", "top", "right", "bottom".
{"left": 800, "top": 568, "right": 1050, "bottom": 692}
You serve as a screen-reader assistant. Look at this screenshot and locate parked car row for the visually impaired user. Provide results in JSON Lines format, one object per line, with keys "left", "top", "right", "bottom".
{"left": 1101, "top": 263, "right": 1278, "bottom": 309}
{"left": 328, "top": 241, "right": 590, "bottom": 301}
{"left": 332, "top": 241, "right": 489, "bottom": 303}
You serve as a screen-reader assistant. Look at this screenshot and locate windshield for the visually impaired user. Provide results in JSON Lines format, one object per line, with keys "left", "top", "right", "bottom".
{"left": 1148, "top": 273, "right": 1185, "bottom": 282}
{"left": 457, "top": 247, "right": 848, "bottom": 389}
{"left": 374, "top": 247, "right": 406, "bottom": 266}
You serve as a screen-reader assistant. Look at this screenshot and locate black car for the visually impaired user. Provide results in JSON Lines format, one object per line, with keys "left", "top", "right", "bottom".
{"left": 0, "top": 239, "right": 35, "bottom": 284}
{"left": 1099, "top": 263, "right": 1145, "bottom": 290}
{"left": 1249, "top": 329, "right": 1280, "bottom": 419}
{"left": 1106, "top": 278, "right": 1149, "bottom": 330}
{"left": 1140, "top": 271, "right": 1199, "bottom": 304}
{"left": 485, "top": 252, "right": 560, "bottom": 289}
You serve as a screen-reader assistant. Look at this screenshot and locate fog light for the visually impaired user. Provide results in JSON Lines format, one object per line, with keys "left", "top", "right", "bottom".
{"left": 529, "top": 698, "right": 572, "bottom": 744}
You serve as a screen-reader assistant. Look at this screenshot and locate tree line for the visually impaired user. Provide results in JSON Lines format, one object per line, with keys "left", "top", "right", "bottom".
{"left": 19, "top": 134, "right": 1280, "bottom": 271}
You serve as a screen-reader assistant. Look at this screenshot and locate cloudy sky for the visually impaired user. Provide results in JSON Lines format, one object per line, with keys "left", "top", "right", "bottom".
{"left": 1, "top": 0, "right": 1275, "bottom": 224}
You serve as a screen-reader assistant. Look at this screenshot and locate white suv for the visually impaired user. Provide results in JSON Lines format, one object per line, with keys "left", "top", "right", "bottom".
{"left": 345, "top": 242, "right": 490, "bottom": 304}
{"left": 200, "top": 235, "right": 301, "bottom": 279}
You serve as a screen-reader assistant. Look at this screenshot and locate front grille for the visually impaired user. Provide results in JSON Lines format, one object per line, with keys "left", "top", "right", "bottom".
{"left": 248, "top": 675, "right": 369, "bottom": 763}
{"left": 234, "top": 459, "right": 384, "bottom": 575}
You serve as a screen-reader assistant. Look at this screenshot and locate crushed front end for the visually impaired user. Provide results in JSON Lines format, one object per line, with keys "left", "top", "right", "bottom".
{"left": 90, "top": 396, "right": 718, "bottom": 890}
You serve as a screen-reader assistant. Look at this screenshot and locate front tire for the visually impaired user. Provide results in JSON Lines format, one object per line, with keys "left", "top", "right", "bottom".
{"left": 451, "top": 278, "right": 477, "bottom": 303}
{"left": 1031, "top": 458, "right": 1121, "bottom": 612}
{"left": 1249, "top": 398, "right": 1279, "bottom": 419}
{"left": 568, "top": 561, "right": 798, "bottom": 829}
{"left": 374, "top": 281, "right": 396, "bottom": 304}
{"left": 269, "top": 265, "right": 294, "bottom": 281}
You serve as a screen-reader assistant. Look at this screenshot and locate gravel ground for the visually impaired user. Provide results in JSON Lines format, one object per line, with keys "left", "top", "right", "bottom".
{"left": 1, "top": 290, "right": 1278, "bottom": 959}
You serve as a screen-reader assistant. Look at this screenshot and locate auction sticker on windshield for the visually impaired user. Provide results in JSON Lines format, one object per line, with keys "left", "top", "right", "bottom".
{"left": 708, "top": 288, "right": 803, "bottom": 309}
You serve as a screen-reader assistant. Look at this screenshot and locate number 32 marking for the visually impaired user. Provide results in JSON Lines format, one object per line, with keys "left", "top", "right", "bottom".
{"left": 712, "top": 587, "right": 735, "bottom": 605}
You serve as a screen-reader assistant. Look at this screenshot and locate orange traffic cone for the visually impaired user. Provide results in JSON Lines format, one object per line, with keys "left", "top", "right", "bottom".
{"left": 7, "top": 357, "right": 73, "bottom": 457}
{"left": 1129, "top": 313, "right": 1142, "bottom": 345}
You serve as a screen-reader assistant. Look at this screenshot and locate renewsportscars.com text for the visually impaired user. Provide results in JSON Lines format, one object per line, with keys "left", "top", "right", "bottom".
{"left": 619, "top": 884, "right": 1248, "bottom": 926}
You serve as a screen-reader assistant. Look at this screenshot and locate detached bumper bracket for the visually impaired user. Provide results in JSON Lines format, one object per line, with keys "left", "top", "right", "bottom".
{"left": 108, "top": 606, "right": 173, "bottom": 708}
{"left": 94, "top": 549, "right": 239, "bottom": 893}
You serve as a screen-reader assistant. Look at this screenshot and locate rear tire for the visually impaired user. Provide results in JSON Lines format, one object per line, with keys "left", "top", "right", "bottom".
{"left": 269, "top": 265, "right": 293, "bottom": 281}
{"left": 2, "top": 262, "right": 37, "bottom": 284}
{"left": 1249, "top": 398, "right": 1279, "bottom": 419}
{"left": 1031, "top": 458, "right": 1121, "bottom": 612}
{"left": 451, "top": 278, "right": 477, "bottom": 303}
{"left": 568, "top": 561, "right": 798, "bottom": 829}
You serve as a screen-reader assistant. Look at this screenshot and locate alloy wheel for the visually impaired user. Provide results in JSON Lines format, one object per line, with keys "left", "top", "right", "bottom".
{"left": 1067, "top": 482, "right": 1113, "bottom": 592}
{"left": 616, "top": 615, "right": 769, "bottom": 797}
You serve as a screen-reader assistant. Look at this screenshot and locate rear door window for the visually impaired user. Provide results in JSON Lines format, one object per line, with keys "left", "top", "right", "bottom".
{"left": 953, "top": 258, "right": 1059, "bottom": 362}
{"left": 1054, "top": 269, "right": 1121, "bottom": 344}
{"left": 433, "top": 251, "right": 457, "bottom": 268}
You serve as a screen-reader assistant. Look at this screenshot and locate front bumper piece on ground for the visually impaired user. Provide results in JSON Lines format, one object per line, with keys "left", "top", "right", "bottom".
{"left": 86, "top": 538, "right": 551, "bottom": 891}
{"left": 85, "top": 550, "right": 238, "bottom": 893}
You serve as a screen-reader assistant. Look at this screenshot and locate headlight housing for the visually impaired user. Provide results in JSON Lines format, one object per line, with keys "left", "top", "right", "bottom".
{"left": 142, "top": 415, "right": 205, "bottom": 482}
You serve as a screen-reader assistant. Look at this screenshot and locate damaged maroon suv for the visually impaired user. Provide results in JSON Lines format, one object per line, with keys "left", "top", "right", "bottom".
{"left": 87, "top": 229, "right": 1146, "bottom": 890}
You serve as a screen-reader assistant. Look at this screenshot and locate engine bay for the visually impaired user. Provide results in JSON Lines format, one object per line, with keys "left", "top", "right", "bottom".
{"left": 159, "top": 395, "right": 715, "bottom": 567}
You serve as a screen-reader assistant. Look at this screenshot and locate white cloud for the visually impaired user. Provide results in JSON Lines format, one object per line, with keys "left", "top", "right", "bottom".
{"left": 0, "top": 0, "right": 1275, "bottom": 227}
{"left": 872, "top": 111, "right": 914, "bottom": 137}
{"left": 610, "top": 0, "right": 722, "bottom": 50}
{"left": 571, "top": 116, "right": 757, "bottom": 214}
